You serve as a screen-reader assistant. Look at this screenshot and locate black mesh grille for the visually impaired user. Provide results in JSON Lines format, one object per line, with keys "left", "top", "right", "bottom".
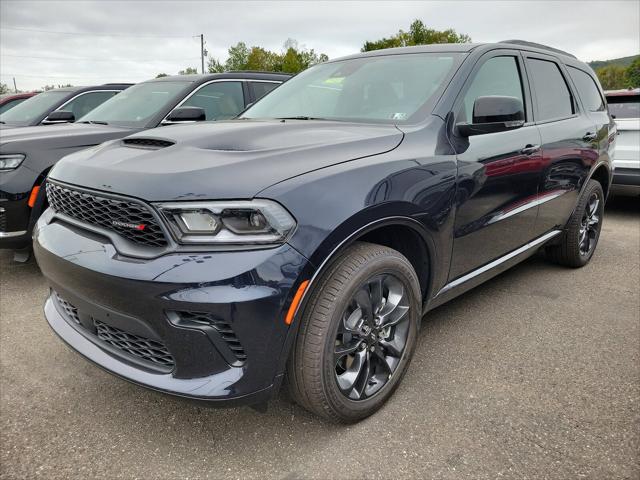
{"left": 123, "top": 138, "right": 175, "bottom": 149}
{"left": 0, "top": 208, "right": 6, "bottom": 232}
{"left": 94, "top": 319, "right": 175, "bottom": 369}
{"left": 53, "top": 291, "right": 80, "bottom": 324}
{"left": 46, "top": 182, "right": 167, "bottom": 248}
{"left": 175, "top": 311, "right": 246, "bottom": 362}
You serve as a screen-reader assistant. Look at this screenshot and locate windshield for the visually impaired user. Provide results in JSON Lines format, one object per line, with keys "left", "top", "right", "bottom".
{"left": 79, "top": 81, "right": 191, "bottom": 128}
{"left": 0, "top": 90, "right": 67, "bottom": 124}
{"left": 607, "top": 96, "right": 640, "bottom": 119}
{"left": 243, "top": 53, "right": 462, "bottom": 124}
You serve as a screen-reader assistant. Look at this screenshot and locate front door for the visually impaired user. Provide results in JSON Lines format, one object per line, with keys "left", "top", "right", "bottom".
{"left": 448, "top": 51, "right": 543, "bottom": 279}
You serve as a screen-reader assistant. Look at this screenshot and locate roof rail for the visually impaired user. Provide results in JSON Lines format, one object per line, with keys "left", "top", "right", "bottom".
{"left": 499, "top": 40, "right": 577, "bottom": 59}
{"left": 226, "top": 70, "right": 292, "bottom": 75}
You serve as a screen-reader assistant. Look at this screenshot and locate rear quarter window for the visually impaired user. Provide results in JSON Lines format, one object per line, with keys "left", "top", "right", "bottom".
{"left": 567, "top": 67, "right": 605, "bottom": 112}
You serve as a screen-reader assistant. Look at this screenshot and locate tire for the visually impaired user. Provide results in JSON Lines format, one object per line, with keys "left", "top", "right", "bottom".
{"left": 287, "top": 241, "right": 422, "bottom": 423}
{"left": 546, "top": 179, "right": 604, "bottom": 268}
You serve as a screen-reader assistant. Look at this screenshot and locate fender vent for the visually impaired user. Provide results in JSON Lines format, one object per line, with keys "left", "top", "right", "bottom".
{"left": 122, "top": 138, "right": 175, "bottom": 149}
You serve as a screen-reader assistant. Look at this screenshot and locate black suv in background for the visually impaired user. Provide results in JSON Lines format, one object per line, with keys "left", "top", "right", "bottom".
{"left": 0, "top": 72, "right": 289, "bottom": 257}
{"left": 0, "top": 84, "right": 131, "bottom": 128}
{"left": 35, "top": 41, "right": 614, "bottom": 422}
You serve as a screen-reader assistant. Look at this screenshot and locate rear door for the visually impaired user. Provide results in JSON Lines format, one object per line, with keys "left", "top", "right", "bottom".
{"left": 448, "top": 50, "right": 543, "bottom": 278}
{"left": 523, "top": 54, "right": 598, "bottom": 235}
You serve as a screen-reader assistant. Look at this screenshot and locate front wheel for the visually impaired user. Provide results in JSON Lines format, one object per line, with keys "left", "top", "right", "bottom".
{"left": 287, "top": 242, "right": 422, "bottom": 423}
{"left": 546, "top": 179, "right": 604, "bottom": 267}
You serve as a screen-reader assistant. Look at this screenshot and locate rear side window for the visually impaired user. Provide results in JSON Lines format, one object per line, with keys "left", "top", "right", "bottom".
{"left": 527, "top": 58, "right": 574, "bottom": 121}
{"left": 567, "top": 67, "right": 605, "bottom": 112}
{"left": 181, "top": 81, "right": 245, "bottom": 120}
{"left": 606, "top": 96, "right": 640, "bottom": 119}
{"left": 249, "top": 82, "right": 279, "bottom": 102}
{"left": 460, "top": 56, "right": 525, "bottom": 123}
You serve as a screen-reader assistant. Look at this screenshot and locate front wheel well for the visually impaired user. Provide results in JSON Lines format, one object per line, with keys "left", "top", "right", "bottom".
{"left": 357, "top": 224, "right": 430, "bottom": 300}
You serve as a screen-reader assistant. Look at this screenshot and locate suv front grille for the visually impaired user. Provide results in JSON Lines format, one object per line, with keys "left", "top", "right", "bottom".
{"left": 174, "top": 311, "right": 247, "bottom": 362}
{"left": 94, "top": 319, "right": 175, "bottom": 369}
{"left": 46, "top": 182, "right": 168, "bottom": 248}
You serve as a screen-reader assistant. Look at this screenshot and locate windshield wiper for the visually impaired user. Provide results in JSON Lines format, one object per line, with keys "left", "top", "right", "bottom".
{"left": 78, "top": 120, "right": 109, "bottom": 125}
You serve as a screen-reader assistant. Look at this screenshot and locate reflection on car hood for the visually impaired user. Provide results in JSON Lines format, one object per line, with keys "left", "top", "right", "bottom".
{"left": 49, "top": 119, "right": 405, "bottom": 200}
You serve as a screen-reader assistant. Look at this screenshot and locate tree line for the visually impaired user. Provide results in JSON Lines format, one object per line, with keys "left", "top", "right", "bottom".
{"left": 594, "top": 58, "right": 640, "bottom": 90}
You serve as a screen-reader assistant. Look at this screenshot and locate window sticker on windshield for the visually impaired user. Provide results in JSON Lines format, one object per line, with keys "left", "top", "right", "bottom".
{"left": 390, "top": 112, "right": 407, "bottom": 120}
{"left": 324, "top": 77, "right": 344, "bottom": 85}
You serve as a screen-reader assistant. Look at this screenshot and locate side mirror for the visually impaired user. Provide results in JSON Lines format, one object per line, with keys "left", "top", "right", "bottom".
{"left": 457, "top": 96, "right": 525, "bottom": 137}
{"left": 163, "top": 106, "right": 206, "bottom": 124}
{"left": 42, "top": 110, "right": 75, "bottom": 124}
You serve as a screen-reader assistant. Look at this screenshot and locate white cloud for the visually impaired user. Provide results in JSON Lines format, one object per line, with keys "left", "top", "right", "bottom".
{"left": 1, "top": 0, "right": 638, "bottom": 90}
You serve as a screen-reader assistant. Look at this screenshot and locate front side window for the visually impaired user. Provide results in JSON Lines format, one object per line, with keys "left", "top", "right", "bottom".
{"left": 567, "top": 67, "right": 604, "bottom": 112}
{"left": 243, "top": 53, "right": 463, "bottom": 124}
{"left": 79, "top": 81, "right": 191, "bottom": 128}
{"left": 527, "top": 58, "right": 574, "bottom": 121}
{"left": 606, "top": 96, "right": 640, "bottom": 119}
{"left": 180, "top": 82, "right": 245, "bottom": 120}
{"left": 58, "top": 91, "right": 120, "bottom": 120}
{"left": 460, "top": 56, "right": 525, "bottom": 123}
{"left": 0, "top": 90, "right": 67, "bottom": 125}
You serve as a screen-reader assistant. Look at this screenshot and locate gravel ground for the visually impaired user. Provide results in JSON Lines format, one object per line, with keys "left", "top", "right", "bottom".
{"left": 1, "top": 196, "right": 638, "bottom": 480}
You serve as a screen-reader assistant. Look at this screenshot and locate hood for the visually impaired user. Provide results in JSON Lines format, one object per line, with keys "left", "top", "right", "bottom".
{"left": 0, "top": 123, "right": 135, "bottom": 172}
{"left": 0, "top": 122, "right": 131, "bottom": 146}
{"left": 49, "top": 119, "right": 405, "bottom": 201}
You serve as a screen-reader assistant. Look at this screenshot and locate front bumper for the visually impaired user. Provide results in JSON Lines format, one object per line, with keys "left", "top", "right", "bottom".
{"left": 0, "top": 195, "right": 30, "bottom": 249}
{"left": 34, "top": 211, "right": 312, "bottom": 405}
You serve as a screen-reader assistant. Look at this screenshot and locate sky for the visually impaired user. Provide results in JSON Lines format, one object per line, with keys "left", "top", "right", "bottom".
{"left": 1, "top": 0, "right": 639, "bottom": 91}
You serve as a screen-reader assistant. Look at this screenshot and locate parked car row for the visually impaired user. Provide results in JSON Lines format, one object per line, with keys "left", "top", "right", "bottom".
{"left": 0, "top": 41, "right": 620, "bottom": 422}
{"left": 0, "top": 91, "right": 40, "bottom": 115}
{"left": 0, "top": 72, "right": 289, "bottom": 258}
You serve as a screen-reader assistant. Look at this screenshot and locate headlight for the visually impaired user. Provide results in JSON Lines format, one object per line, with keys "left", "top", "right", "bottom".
{"left": 0, "top": 154, "right": 26, "bottom": 171}
{"left": 155, "top": 199, "right": 296, "bottom": 245}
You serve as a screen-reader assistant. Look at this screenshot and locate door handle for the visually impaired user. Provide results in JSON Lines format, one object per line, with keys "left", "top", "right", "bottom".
{"left": 519, "top": 144, "right": 540, "bottom": 155}
{"left": 583, "top": 132, "right": 597, "bottom": 142}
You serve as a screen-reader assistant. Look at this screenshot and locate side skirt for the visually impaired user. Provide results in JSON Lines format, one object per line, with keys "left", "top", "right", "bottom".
{"left": 425, "top": 230, "right": 561, "bottom": 311}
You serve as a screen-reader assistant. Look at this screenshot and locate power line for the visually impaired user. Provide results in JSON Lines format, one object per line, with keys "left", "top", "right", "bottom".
{"left": 0, "top": 26, "right": 195, "bottom": 38}
{"left": 1, "top": 54, "right": 201, "bottom": 62}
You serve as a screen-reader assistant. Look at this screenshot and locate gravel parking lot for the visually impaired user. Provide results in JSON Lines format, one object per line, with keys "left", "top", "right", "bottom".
{"left": 1, "top": 197, "right": 638, "bottom": 480}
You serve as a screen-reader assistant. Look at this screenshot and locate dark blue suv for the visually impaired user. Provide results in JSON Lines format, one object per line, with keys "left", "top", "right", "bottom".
{"left": 34, "top": 41, "right": 614, "bottom": 422}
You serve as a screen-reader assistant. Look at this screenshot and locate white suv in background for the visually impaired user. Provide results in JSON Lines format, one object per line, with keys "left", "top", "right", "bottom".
{"left": 606, "top": 88, "right": 640, "bottom": 195}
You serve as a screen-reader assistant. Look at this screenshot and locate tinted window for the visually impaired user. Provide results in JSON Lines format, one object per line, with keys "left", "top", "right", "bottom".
{"left": 181, "top": 82, "right": 244, "bottom": 120}
{"left": 79, "top": 81, "right": 190, "bottom": 128}
{"left": 567, "top": 67, "right": 604, "bottom": 112}
{"left": 461, "top": 56, "right": 524, "bottom": 123}
{"left": 249, "top": 81, "right": 279, "bottom": 102}
{"left": 527, "top": 58, "right": 574, "bottom": 121}
{"left": 244, "top": 53, "right": 462, "bottom": 124}
{"left": 0, "top": 97, "right": 27, "bottom": 115}
{"left": 58, "top": 91, "right": 120, "bottom": 119}
{"left": 0, "top": 90, "right": 68, "bottom": 124}
{"left": 606, "top": 96, "right": 640, "bottom": 119}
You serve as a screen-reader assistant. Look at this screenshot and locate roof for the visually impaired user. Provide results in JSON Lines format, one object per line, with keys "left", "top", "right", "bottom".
{"left": 148, "top": 71, "right": 292, "bottom": 83}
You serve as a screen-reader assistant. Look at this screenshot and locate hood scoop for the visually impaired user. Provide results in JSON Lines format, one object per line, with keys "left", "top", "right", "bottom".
{"left": 123, "top": 138, "right": 175, "bottom": 150}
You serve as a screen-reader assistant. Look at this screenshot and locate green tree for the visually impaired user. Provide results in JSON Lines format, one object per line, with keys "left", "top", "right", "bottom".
{"left": 207, "top": 57, "right": 225, "bottom": 73}
{"left": 246, "top": 46, "right": 281, "bottom": 71}
{"left": 0, "top": 83, "right": 9, "bottom": 94}
{"left": 625, "top": 57, "right": 640, "bottom": 88}
{"left": 362, "top": 19, "right": 471, "bottom": 52}
{"left": 178, "top": 67, "right": 199, "bottom": 75}
{"left": 225, "top": 42, "right": 250, "bottom": 71}
{"left": 155, "top": 73, "right": 168, "bottom": 78}
{"left": 596, "top": 65, "right": 628, "bottom": 90}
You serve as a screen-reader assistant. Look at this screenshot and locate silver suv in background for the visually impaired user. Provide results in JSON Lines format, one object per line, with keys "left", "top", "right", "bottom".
{"left": 606, "top": 88, "right": 640, "bottom": 195}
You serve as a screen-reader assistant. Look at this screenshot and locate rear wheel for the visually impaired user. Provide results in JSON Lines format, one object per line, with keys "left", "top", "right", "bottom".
{"left": 287, "top": 242, "right": 421, "bottom": 423}
{"left": 546, "top": 179, "right": 604, "bottom": 267}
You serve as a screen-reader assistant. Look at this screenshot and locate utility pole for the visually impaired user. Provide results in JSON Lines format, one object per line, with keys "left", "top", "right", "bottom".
{"left": 13, "top": 77, "right": 17, "bottom": 93}
{"left": 200, "top": 34, "right": 205, "bottom": 74}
